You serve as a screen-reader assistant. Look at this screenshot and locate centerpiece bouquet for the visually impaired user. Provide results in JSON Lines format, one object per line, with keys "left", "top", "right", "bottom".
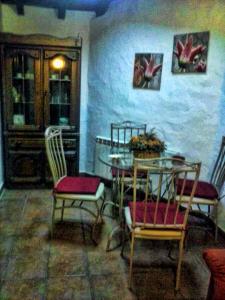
{"left": 129, "top": 128, "right": 166, "bottom": 158}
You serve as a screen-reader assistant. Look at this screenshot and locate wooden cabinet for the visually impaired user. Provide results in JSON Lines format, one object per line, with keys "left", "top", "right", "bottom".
{"left": 0, "top": 34, "right": 81, "bottom": 188}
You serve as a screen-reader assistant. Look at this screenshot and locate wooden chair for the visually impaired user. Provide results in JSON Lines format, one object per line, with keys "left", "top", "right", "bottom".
{"left": 45, "top": 126, "right": 105, "bottom": 240}
{"left": 123, "top": 157, "right": 201, "bottom": 291}
{"left": 176, "top": 136, "right": 225, "bottom": 241}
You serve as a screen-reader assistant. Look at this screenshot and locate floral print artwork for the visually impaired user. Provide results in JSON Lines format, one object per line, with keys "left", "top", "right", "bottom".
{"left": 133, "top": 53, "right": 163, "bottom": 90}
{"left": 172, "top": 31, "right": 209, "bottom": 73}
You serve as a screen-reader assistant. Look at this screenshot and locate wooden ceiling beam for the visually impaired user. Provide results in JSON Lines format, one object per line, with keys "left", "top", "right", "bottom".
{"left": 57, "top": 5, "right": 66, "bottom": 19}
{"left": 16, "top": 2, "right": 25, "bottom": 15}
{"left": 1, "top": 0, "right": 112, "bottom": 17}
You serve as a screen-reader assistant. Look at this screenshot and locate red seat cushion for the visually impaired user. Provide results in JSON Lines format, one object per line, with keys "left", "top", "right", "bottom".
{"left": 129, "top": 201, "right": 184, "bottom": 225}
{"left": 203, "top": 249, "right": 225, "bottom": 300}
{"left": 177, "top": 179, "right": 218, "bottom": 200}
{"left": 54, "top": 176, "right": 101, "bottom": 194}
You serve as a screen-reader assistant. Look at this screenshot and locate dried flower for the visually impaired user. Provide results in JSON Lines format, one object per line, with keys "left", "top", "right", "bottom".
{"left": 129, "top": 129, "right": 166, "bottom": 153}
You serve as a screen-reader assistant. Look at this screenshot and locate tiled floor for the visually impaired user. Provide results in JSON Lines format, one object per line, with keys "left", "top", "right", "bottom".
{"left": 0, "top": 188, "right": 224, "bottom": 300}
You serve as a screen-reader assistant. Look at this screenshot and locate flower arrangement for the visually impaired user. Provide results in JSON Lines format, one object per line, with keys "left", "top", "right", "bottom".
{"left": 129, "top": 129, "right": 166, "bottom": 158}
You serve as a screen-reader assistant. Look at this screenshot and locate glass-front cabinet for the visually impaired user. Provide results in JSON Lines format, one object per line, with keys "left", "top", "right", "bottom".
{"left": 44, "top": 50, "right": 79, "bottom": 128}
{"left": 0, "top": 34, "right": 81, "bottom": 187}
{"left": 5, "top": 48, "right": 41, "bottom": 129}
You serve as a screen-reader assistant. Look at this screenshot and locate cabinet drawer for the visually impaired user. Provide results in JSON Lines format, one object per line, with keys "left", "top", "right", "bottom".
{"left": 6, "top": 149, "right": 43, "bottom": 184}
{"left": 8, "top": 138, "right": 44, "bottom": 149}
{"left": 8, "top": 138, "right": 77, "bottom": 149}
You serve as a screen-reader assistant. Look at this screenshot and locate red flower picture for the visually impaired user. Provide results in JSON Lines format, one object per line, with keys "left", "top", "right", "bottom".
{"left": 172, "top": 31, "right": 209, "bottom": 74}
{"left": 133, "top": 53, "right": 163, "bottom": 90}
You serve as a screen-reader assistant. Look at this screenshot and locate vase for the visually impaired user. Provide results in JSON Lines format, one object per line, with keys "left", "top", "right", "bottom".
{"left": 133, "top": 151, "right": 160, "bottom": 159}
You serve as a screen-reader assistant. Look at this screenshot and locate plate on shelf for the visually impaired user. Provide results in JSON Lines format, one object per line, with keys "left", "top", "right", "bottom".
{"left": 108, "top": 154, "right": 123, "bottom": 159}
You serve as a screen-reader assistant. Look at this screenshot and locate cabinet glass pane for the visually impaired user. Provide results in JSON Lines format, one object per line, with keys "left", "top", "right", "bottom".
{"left": 49, "top": 55, "right": 71, "bottom": 125}
{"left": 11, "top": 53, "right": 35, "bottom": 126}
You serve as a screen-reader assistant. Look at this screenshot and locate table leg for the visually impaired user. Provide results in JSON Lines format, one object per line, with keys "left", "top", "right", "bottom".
{"left": 106, "top": 170, "right": 125, "bottom": 251}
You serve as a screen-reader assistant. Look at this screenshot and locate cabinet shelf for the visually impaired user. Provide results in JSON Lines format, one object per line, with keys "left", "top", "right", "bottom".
{"left": 50, "top": 103, "right": 70, "bottom": 105}
{"left": 49, "top": 79, "right": 71, "bottom": 82}
{"left": 13, "top": 77, "right": 34, "bottom": 81}
{"left": 13, "top": 101, "right": 35, "bottom": 104}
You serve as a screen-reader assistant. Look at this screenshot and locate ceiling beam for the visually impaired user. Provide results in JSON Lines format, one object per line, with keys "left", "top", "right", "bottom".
{"left": 57, "top": 5, "right": 66, "bottom": 19}
{"left": 16, "top": 2, "right": 24, "bottom": 15}
{"left": 1, "top": 0, "right": 112, "bottom": 17}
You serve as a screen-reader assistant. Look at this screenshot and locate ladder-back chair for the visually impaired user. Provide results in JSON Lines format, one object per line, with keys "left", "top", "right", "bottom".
{"left": 176, "top": 136, "right": 225, "bottom": 240}
{"left": 108, "top": 121, "right": 147, "bottom": 215}
{"left": 111, "top": 120, "right": 147, "bottom": 151}
{"left": 124, "top": 157, "right": 201, "bottom": 291}
{"left": 45, "top": 126, "right": 105, "bottom": 240}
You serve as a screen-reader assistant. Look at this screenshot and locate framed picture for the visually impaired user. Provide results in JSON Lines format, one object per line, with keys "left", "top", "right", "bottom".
{"left": 133, "top": 53, "right": 163, "bottom": 90}
{"left": 172, "top": 31, "right": 209, "bottom": 74}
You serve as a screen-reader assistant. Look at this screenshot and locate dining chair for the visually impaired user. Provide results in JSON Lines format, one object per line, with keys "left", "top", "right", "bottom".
{"left": 176, "top": 136, "right": 225, "bottom": 241}
{"left": 45, "top": 126, "right": 105, "bottom": 241}
{"left": 110, "top": 120, "right": 147, "bottom": 207}
{"left": 123, "top": 157, "right": 201, "bottom": 291}
{"left": 110, "top": 120, "right": 147, "bottom": 151}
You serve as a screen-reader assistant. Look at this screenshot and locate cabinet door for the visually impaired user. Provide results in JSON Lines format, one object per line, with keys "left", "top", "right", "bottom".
{"left": 6, "top": 149, "right": 43, "bottom": 186}
{"left": 43, "top": 50, "right": 80, "bottom": 129}
{"left": 3, "top": 47, "right": 42, "bottom": 131}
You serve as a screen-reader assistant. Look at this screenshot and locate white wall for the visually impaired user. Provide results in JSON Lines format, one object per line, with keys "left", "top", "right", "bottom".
{"left": 0, "top": 3, "right": 95, "bottom": 175}
{"left": 87, "top": 0, "right": 225, "bottom": 179}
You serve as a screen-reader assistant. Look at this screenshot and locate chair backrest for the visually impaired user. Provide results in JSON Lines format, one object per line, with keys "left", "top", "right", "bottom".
{"left": 210, "top": 136, "right": 225, "bottom": 194}
{"left": 45, "top": 126, "right": 69, "bottom": 184}
{"left": 111, "top": 121, "right": 147, "bottom": 151}
{"left": 131, "top": 157, "right": 201, "bottom": 230}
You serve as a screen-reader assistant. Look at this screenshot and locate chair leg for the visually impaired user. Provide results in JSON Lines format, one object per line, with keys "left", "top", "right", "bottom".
{"left": 128, "top": 232, "right": 135, "bottom": 289}
{"left": 90, "top": 201, "right": 103, "bottom": 245}
{"left": 175, "top": 234, "right": 185, "bottom": 291}
{"left": 214, "top": 204, "right": 218, "bottom": 242}
{"left": 51, "top": 197, "right": 56, "bottom": 238}
{"left": 61, "top": 200, "right": 65, "bottom": 221}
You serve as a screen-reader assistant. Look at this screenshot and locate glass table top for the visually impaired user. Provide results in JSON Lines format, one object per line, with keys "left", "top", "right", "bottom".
{"left": 98, "top": 147, "right": 197, "bottom": 171}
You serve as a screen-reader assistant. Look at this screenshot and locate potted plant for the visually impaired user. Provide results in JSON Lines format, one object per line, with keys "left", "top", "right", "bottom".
{"left": 129, "top": 128, "right": 166, "bottom": 158}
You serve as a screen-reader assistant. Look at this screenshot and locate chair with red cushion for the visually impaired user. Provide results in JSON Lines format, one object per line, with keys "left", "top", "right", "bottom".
{"left": 203, "top": 248, "right": 225, "bottom": 300}
{"left": 109, "top": 121, "right": 147, "bottom": 210}
{"left": 45, "top": 126, "right": 105, "bottom": 239}
{"left": 123, "top": 157, "right": 201, "bottom": 291}
{"left": 176, "top": 136, "right": 225, "bottom": 240}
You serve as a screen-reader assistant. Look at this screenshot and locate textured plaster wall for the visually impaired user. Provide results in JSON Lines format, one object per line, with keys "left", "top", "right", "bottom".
{"left": 88, "top": 0, "right": 225, "bottom": 181}
{"left": 0, "top": 3, "right": 95, "bottom": 175}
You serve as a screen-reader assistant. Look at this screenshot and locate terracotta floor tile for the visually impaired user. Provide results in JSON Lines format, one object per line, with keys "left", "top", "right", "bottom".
{"left": 0, "top": 220, "right": 20, "bottom": 237}
{"left": 11, "top": 236, "right": 49, "bottom": 259}
{"left": 48, "top": 251, "right": 86, "bottom": 277}
{"left": 0, "top": 198, "right": 25, "bottom": 221}
{"left": 0, "top": 236, "right": 15, "bottom": 257}
{"left": 88, "top": 250, "right": 126, "bottom": 275}
{"left": 0, "top": 256, "right": 9, "bottom": 281}
{"left": 20, "top": 220, "right": 50, "bottom": 238}
{"left": 0, "top": 279, "right": 46, "bottom": 300}
{"left": 46, "top": 277, "right": 91, "bottom": 300}
{"left": 5, "top": 256, "right": 48, "bottom": 280}
{"left": 50, "top": 239, "right": 85, "bottom": 256}
{"left": 91, "top": 274, "right": 135, "bottom": 300}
